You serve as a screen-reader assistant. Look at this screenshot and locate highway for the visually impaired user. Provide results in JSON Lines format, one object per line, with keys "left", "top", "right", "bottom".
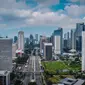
{"left": 22, "top": 55, "right": 43, "bottom": 85}
{"left": 16, "top": 48, "right": 43, "bottom": 85}
{"left": 35, "top": 56, "right": 43, "bottom": 85}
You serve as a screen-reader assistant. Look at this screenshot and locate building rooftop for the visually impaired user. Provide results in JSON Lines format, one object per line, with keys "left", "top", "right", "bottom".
{"left": 16, "top": 49, "right": 24, "bottom": 53}
{"left": 44, "top": 43, "right": 52, "bottom": 46}
{"left": 0, "top": 71, "right": 10, "bottom": 76}
{"left": 74, "top": 79, "right": 85, "bottom": 85}
{"left": 0, "top": 38, "right": 12, "bottom": 40}
{"left": 59, "top": 78, "right": 85, "bottom": 85}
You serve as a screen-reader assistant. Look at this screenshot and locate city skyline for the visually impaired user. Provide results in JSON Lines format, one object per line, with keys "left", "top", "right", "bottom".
{"left": 1, "top": 0, "right": 85, "bottom": 85}
{"left": 0, "top": 27, "right": 72, "bottom": 38}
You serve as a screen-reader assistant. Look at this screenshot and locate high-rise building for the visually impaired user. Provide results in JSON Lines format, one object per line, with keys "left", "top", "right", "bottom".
{"left": 53, "top": 28, "right": 63, "bottom": 55}
{"left": 34, "top": 34, "right": 38, "bottom": 44}
{"left": 64, "top": 33, "right": 67, "bottom": 39}
{"left": 12, "top": 43, "right": 18, "bottom": 57}
{"left": 47, "top": 37, "right": 51, "bottom": 43}
{"left": 40, "top": 36, "right": 47, "bottom": 54}
{"left": 0, "top": 71, "right": 10, "bottom": 85}
{"left": 63, "top": 33, "right": 68, "bottom": 51}
{"left": 63, "top": 39, "right": 68, "bottom": 49}
{"left": 0, "top": 38, "right": 12, "bottom": 71}
{"left": 29, "top": 34, "right": 34, "bottom": 43}
{"left": 18, "top": 31, "right": 24, "bottom": 51}
{"left": 25, "top": 38, "right": 29, "bottom": 47}
{"left": 75, "top": 23, "right": 85, "bottom": 52}
{"left": 82, "top": 31, "right": 85, "bottom": 71}
{"left": 43, "top": 43, "right": 52, "bottom": 60}
{"left": 71, "top": 29, "right": 76, "bottom": 50}
{"left": 66, "top": 32, "right": 72, "bottom": 49}
{"left": 35, "top": 34, "right": 38, "bottom": 41}
{"left": 14, "top": 36, "right": 18, "bottom": 43}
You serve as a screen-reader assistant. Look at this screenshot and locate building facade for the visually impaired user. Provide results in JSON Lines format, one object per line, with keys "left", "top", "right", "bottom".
{"left": 82, "top": 31, "right": 85, "bottom": 71}
{"left": 40, "top": 36, "right": 47, "bottom": 54}
{"left": 14, "top": 36, "right": 18, "bottom": 43}
{"left": 43, "top": 43, "right": 52, "bottom": 60}
{"left": 12, "top": 43, "right": 18, "bottom": 57}
{"left": 0, "top": 71, "right": 10, "bottom": 85}
{"left": 53, "top": 28, "right": 63, "bottom": 55}
{"left": 18, "top": 31, "right": 24, "bottom": 51}
{"left": 35, "top": 34, "right": 38, "bottom": 44}
{"left": 75, "top": 23, "right": 85, "bottom": 52}
{"left": 71, "top": 29, "right": 76, "bottom": 50}
{"left": 0, "top": 39, "right": 12, "bottom": 71}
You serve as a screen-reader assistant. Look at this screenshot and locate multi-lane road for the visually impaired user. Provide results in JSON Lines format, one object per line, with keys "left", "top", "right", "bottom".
{"left": 22, "top": 55, "right": 43, "bottom": 85}
{"left": 16, "top": 48, "right": 43, "bottom": 85}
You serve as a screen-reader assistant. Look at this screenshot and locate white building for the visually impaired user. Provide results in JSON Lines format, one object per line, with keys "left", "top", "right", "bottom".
{"left": 12, "top": 43, "right": 18, "bottom": 58}
{"left": 53, "top": 28, "right": 63, "bottom": 55}
{"left": 54, "top": 36, "right": 61, "bottom": 54}
{"left": 40, "top": 36, "right": 47, "bottom": 54}
{"left": 18, "top": 31, "right": 24, "bottom": 51}
{"left": 82, "top": 31, "right": 85, "bottom": 71}
{"left": 0, "top": 38, "right": 12, "bottom": 71}
{"left": 43, "top": 43, "right": 52, "bottom": 60}
{"left": 0, "top": 71, "right": 10, "bottom": 85}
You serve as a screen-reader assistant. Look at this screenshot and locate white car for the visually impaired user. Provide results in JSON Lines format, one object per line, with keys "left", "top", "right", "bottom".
{"left": 25, "top": 65, "right": 28, "bottom": 68}
{"left": 27, "top": 60, "right": 29, "bottom": 63}
{"left": 18, "top": 67, "right": 21, "bottom": 70}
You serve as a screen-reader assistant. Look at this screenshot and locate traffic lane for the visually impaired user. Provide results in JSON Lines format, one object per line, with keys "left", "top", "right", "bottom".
{"left": 36, "top": 74, "right": 42, "bottom": 85}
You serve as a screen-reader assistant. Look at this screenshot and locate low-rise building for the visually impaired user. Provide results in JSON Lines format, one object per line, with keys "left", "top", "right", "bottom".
{"left": 58, "top": 78, "right": 85, "bottom": 85}
{"left": 0, "top": 71, "right": 10, "bottom": 85}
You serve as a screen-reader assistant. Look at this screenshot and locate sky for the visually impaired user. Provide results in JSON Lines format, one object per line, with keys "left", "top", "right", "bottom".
{"left": 0, "top": 0, "right": 85, "bottom": 38}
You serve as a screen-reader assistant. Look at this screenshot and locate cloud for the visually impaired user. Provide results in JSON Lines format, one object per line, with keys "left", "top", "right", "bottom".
{"left": 0, "top": 24, "right": 7, "bottom": 28}
{"left": 0, "top": 0, "right": 85, "bottom": 30}
{"left": 0, "top": 7, "right": 84, "bottom": 29}
{"left": 70, "top": 0, "right": 79, "bottom": 3}
{"left": 64, "top": 5, "right": 85, "bottom": 17}
{"left": 0, "top": 0, "right": 29, "bottom": 9}
{"left": 35, "top": 0, "right": 59, "bottom": 6}
{"left": 26, "top": 11, "right": 67, "bottom": 25}
{"left": 70, "top": 0, "right": 85, "bottom": 4}
{"left": 0, "top": 8, "right": 32, "bottom": 22}
{"left": 26, "top": 11, "right": 85, "bottom": 28}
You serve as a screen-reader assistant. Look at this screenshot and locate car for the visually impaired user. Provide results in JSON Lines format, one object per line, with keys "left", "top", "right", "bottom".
{"left": 25, "top": 65, "right": 28, "bottom": 68}
{"left": 28, "top": 82, "right": 37, "bottom": 85}
{"left": 18, "top": 67, "right": 21, "bottom": 70}
{"left": 27, "top": 60, "right": 29, "bottom": 63}
{"left": 30, "top": 73, "right": 35, "bottom": 83}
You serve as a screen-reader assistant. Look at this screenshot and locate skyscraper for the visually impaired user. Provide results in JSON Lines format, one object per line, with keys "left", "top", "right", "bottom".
{"left": 43, "top": 43, "right": 52, "bottom": 60}
{"left": 53, "top": 28, "right": 63, "bottom": 55}
{"left": 40, "top": 36, "right": 47, "bottom": 54}
{"left": 29, "top": 34, "right": 34, "bottom": 43}
{"left": 82, "top": 31, "right": 85, "bottom": 71}
{"left": 71, "top": 29, "right": 76, "bottom": 50}
{"left": 35, "top": 34, "right": 38, "bottom": 41}
{"left": 0, "top": 38, "right": 12, "bottom": 71}
{"left": 18, "top": 31, "right": 24, "bottom": 51}
{"left": 75, "top": 23, "right": 85, "bottom": 52}
{"left": 63, "top": 33, "right": 68, "bottom": 50}
{"left": 67, "top": 32, "right": 70, "bottom": 49}
{"left": 14, "top": 36, "right": 18, "bottom": 43}
{"left": 35, "top": 34, "right": 38, "bottom": 44}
